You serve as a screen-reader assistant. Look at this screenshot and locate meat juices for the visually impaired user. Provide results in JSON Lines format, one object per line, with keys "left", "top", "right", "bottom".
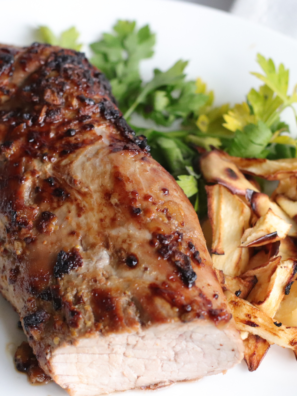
{"left": 0, "top": 43, "right": 243, "bottom": 395}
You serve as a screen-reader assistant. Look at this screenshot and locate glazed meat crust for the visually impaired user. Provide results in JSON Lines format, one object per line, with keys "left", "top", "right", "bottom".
{"left": 0, "top": 43, "right": 243, "bottom": 394}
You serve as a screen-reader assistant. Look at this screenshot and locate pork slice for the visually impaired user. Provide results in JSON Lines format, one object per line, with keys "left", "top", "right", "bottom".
{"left": 0, "top": 43, "right": 243, "bottom": 395}
{"left": 51, "top": 322, "right": 241, "bottom": 395}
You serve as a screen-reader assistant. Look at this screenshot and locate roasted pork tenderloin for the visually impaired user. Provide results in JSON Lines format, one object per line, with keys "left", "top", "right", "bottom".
{"left": 0, "top": 43, "right": 243, "bottom": 395}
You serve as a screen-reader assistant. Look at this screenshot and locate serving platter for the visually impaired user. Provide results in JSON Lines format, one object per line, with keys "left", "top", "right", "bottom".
{"left": 1, "top": 0, "right": 297, "bottom": 395}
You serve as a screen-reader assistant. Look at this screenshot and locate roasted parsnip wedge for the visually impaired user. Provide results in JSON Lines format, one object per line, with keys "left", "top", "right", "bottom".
{"left": 279, "top": 237, "right": 297, "bottom": 261}
{"left": 226, "top": 156, "right": 297, "bottom": 180}
{"left": 271, "top": 176, "right": 297, "bottom": 200}
{"left": 247, "top": 242, "right": 280, "bottom": 271}
{"left": 225, "top": 291, "right": 297, "bottom": 350}
{"left": 201, "top": 151, "right": 258, "bottom": 195}
{"left": 206, "top": 184, "right": 251, "bottom": 276}
{"left": 243, "top": 334, "right": 270, "bottom": 372}
{"left": 275, "top": 279, "right": 297, "bottom": 327}
{"left": 215, "top": 269, "right": 256, "bottom": 299}
{"left": 224, "top": 275, "right": 257, "bottom": 299}
{"left": 247, "top": 191, "right": 297, "bottom": 237}
{"left": 240, "top": 209, "right": 291, "bottom": 248}
{"left": 275, "top": 195, "right": 297, "bottom": 220}
{"left": 245, "top": 257, "right": 296, "bottom": 317}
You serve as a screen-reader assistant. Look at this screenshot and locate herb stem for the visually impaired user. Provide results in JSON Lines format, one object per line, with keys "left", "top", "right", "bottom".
{"left": 124, "top": 101, "right": 140, "bottom": 119}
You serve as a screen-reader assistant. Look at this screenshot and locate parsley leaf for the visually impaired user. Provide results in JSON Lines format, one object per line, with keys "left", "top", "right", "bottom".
{"left": 220, "top": 55, "right": 297, "bottom": 159}
{"left": 38, "top": 26, "right": 82, "bottom": 51}
{"left": 151, "top": 137, "right": 186, "bottom": 176}
{"left": 177, "top": 175, "right": 198, "bottom": 198}
{"left": 187, "top": 135, "right": 222, "bottom": 151}
{"left": 223, "top": 102, "right": 257, "bottom": 132}
{"left": 147, "top": 132, "right": 196, "bottom": 177}
{"left": 247, "top": 85, "right": 283, "bottom": 126}
{"left": 251, "top": 54, "right": 293, "bottom": 104}
{"left": 176, "top": 166, "right": 199, "bottom": 210}
{"left": 124, "top": 60, "right": 188, "bottom": 118}
{"left": 228, "top": 121, "right": 272, "bottom": 158}
{"left": 124, "top": 60, "right": 209, "bottom": 127}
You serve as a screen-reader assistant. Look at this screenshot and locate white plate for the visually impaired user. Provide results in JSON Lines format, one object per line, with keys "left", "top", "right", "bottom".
{"left": 1, "top": 0, "right": 297, "bottom": 395}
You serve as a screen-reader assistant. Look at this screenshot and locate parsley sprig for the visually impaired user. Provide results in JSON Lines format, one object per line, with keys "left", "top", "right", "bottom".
{"left": 90, "top": 21, "right": 155, "bottom": 114}
{"left": 223, "top": 55, "right": 297, "bottom": 159}
{"left": 38, "top": 26, "right": 82, "bottom": 51}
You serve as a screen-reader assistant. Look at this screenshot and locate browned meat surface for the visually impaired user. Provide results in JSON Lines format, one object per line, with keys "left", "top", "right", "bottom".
{"left": 0, "top": 43, "right": 243, "bottom": 395}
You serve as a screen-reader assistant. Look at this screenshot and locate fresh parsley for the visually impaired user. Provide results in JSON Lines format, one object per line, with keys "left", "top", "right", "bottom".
{"left": 223, "top": 55, "right": 297, "bottom": 158}
{"left": 38, "top": 26, "right": 82, "bottom": 51}
{"left": 90, "top": 21, "right": 155, "bottom": 114}
{"left": 126, "top": 62, "right": 209, "bottom": 126}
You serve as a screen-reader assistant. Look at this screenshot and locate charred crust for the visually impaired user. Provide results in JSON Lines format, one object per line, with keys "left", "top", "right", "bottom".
{"left": 0, "top": 44, "right": 149, "bottom": 170}
{"left": 23, "top": 310, "right": 49, "bottom": 330}
{"left": 38, "top": 286, "right": 61, "bottom": 309}
{"left": 208, "top": 308, "right": 232, "bottom": 324}
{"left": 23, "top": 236, "right": 36, "bottom": 244}
{"left": 225, "top": 168, "right": 238, "bottom": 180}
{"left": 91, "top": 288, "right": 128, "bottom": 333}
{"left": 65, "top": 128, "right": 76, "bottom": 137}
{"left": 188, "top": 242, "right": 195, "bottom": 253}
{"left": 0, "top": 52, "right": 14, "bottom": 75}
{"left": 193, "top": 250, "right": 202, "bottom": 264}
{"left": 36, "top": 211, "right": 57, "bottom": 233}
{"left": 98, "top": 99, "right": 150, "bottom": 152}
{"left": 131, "top": 207, "right": 142, "bottom": 216}
{"left": 14, "top": 341, "right": 35, "bottom": 372}
{"left": 77, "top": 95, "right": 95, "bottom": 105}
{"left": 44, "top": 285, "right": 62, "bottom": 311}
{"left": 52, "top": 297, "right": 62, "bottom": 311}
{"left": 244, "top": 320, "right": 259, "bottom": 328}
{"left": 14, "top": 341, "right": 51, "bottom": 384}
{"left": 52, "top": 187, "right": 69, "bottom": 200}
{"left": 54, "top": 248, "right": 83, "bottom": 278}
{"left": 45, "top": 177, "right": 55, "bottom": 187}
{"left": 173, "top": 251, "right": 197, "bottom": 288}
{"left": 125, "top": 254, "right": 139, "bottom": 268}
{"left": 149, "top": 283, "right": 186, "bottom": 312}
{"left": 94, "top": 71, "right": 117, "bottom": 103}
{"left": 274, "top": 321, "right": 282, "bottom": 327}
{"left": 149, "top": 284, "right": 230, "bottom": 324}
{"left": 66, "top": 305, "right": 82, "bottom": 329}
{"left": 9, "top": 266, "right": 20, "bottom": 284}
{"left": 151, "top": 232, "right": 196, "bottom": 288}
{"left": 134, "top": 135, "right": 150, "bottom": 152}
{"left": 82, "top": 123, "right": 94, "bottom": 131}
{"left": 188, "top": 243, "right": 202, "bottom": 264}
{"left": 285, "top": 281, "right": 294, "bottom": 296}
{"left": 39, "top": 288, "right": 52, "bottom": 301}
{"left": 1, "top": 140, "right": 13, "bottom": 149}
{"left": 73, "top": 292, "right": 85, "bottom": 306}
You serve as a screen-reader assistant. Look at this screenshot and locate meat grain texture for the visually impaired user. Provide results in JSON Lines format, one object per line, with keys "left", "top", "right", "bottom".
{"left": 0, "top": 43, "right": 243, "bottom": 395}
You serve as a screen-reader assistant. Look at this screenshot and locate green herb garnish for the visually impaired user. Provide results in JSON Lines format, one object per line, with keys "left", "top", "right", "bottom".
{"left": 38, "top": 26, "right": 82, "bottom": 51}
